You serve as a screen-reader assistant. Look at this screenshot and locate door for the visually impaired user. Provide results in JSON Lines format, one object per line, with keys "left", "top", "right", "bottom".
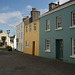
{"left": 56, "top": 39, "right": 63, "bottom": 60}
{"left": 32, "top": 41, "right": 35, "bottom": 55}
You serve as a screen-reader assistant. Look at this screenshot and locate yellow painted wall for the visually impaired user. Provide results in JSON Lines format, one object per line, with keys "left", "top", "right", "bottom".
{"left": 24, "top": 20, "right": 39, "bottom": 56}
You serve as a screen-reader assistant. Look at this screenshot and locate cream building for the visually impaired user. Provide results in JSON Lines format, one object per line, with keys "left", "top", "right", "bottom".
{"left": 0, "top": 32, "right": 11, "bottom": 47}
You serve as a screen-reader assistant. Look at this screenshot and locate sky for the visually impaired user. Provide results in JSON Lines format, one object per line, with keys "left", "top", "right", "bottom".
{"left": 0, "top": 0, "right": 69, "bottom": 36}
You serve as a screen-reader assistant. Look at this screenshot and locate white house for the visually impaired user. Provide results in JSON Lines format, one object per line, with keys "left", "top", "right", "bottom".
{"left": 16, "top": 22, "right": 24, "bottom": 52}
{"left": 13, "top": 35, "right": 16, "bottom": 50}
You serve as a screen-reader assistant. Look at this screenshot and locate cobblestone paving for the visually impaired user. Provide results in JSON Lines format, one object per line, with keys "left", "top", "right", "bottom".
{"left": 0, "top": 50, "right": 75, "bottom": 75}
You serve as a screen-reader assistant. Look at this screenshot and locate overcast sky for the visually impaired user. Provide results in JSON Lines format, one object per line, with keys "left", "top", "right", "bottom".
{"left": 0, "top": 0, "right": 69, "bottom": 36}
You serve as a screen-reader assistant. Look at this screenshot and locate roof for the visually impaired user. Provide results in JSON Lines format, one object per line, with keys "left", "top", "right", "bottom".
{"left": 39, "top": 0, "right": 75, "bottom": 18}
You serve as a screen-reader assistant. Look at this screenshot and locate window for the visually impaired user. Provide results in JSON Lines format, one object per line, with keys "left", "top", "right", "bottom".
{"left": 26, "top": 41, "right": 29, "bottom": 48}
{"left": 72, "top": 38, "right": 75, "bottom": 55}
{"left": 30, "top": 25, "right": 32, "bottom": 32}
{"left": 46, "top": 19, "right": 50, "bottom": 30}
{"left": 21, "top": 32, "right": 22, "bottom": 39}
{"left": 57, "top": 16, "right": 62, "bottom": 29}
{"left": 45, "top": 39, "right": 50, "bottom": 52}
{"left": 34, "top": 23, "right": 36, "bottom": 31}
{"left": 26, "top": 26, "right": 28, "bottom": 32}
{"left": 72, "top": 12, "right": 75, "bottom": 26}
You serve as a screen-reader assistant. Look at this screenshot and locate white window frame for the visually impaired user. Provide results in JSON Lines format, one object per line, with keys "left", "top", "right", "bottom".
{"left": 21, "top": 32, "right": 22, "bottom": 39}
{"left": 70, "top": 38, "right": 75, "bottom": 58}
{"left": 72, "top": 11, "right": 75, "bottom": 27}
{"left": 57, "top": 16, "right": 62, "bottom": 29}
{"left": 72, "top": 38, "right": 75, "bottom": 55}
{"left": 34, "top": 23, "right": 36, "bottom": 31}
{"left": 26, "top": 26, "right": 28, "bottom": 32}
{"left": 30, "top": 25, "right": 32, "bottom": 32}
{"left": 46, "top": 19, "right": 50, "bottom": 31}
{"left": 45, "top": 39, "right": 50, "bottom": 52}
{"left": 26, "top": 41, "right": 29, "bottom": 48}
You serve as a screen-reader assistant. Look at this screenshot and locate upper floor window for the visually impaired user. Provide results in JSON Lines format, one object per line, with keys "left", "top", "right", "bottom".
{"left": 30, "top": 25, "right": 32, "bottom": 32}
{"left": 57, "top": 16, "right": 62, "bottom": 29}
{"left": 26, "top": 26, "right": 28, "bottom": 32}
{"left": 46, "top": 19, "right": 50, "bottom": 30}
{"left": 72, "top": 12, "right": 75, "bottom": 26}
{"left": 34, "top": 23, "right": 36, "bottom": 31}
{"left": 72, "top": 38, "right": 75, "bottom": 55}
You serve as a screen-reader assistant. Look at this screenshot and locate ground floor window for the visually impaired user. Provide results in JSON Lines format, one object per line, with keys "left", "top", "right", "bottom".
{"left": 26, "top": 41, "right": 29, "bottom": 48}
{"left": 72, "top": 38, "right": 75, "bottom": 55}
{"left": 45, "top": 39, "right": 50, "bottom": 52}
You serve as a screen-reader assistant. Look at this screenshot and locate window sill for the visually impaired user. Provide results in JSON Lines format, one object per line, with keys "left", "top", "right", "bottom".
{"left": 70, "top": 26, "right": 75, "bottom": 29}
{"left": 45, "top": 50, "right": 51, "bottom": 52}
{"left": 70, "top": 55, "right": 75, "bottom": 58}
{"left": 45, "top": 29, "right": 50, "bottom": 32}
{"left": 26, "top": 47, "right": 29, "bottom": 48}
{"left": 34, "top": 30, "right": 36, "bottom": 32}
{"left": 55, "top": 27, "right": 62, "bottom": 31}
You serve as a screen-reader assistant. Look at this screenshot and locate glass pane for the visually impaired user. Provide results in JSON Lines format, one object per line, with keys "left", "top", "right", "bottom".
{"left": 46, "top": 40, "right": 50, "bottom": 50}
{"left": 57, "top": 16, "right": 62, "bottom": 28}
{"left": 74, "top": 47, "right": 75, "bottom": 54}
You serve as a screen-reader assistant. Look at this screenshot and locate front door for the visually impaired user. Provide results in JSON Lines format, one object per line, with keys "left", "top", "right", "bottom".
{"left": 32, "top": 41, "right": 35, "bottom": 55}
{"left": 56, "top": 39, "right": 63, "bottom": 60}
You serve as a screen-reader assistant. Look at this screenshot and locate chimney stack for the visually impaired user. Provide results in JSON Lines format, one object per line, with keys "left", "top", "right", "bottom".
{"left": 49, "top": 3, "right": 58, "bottom": 11}
{"left": 23, "top": 16, "right": 29, "bottom": 22}
{"left": 0, "top": 30, "right": 3, "bottom": 33}
{"left": 58, "top": 1, "right": 60, "bottom": 5}
{"left": 31, "top": 8, "right": 40, "bottom": 22}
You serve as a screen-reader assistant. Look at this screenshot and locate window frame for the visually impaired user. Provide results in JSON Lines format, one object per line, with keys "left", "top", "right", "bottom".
{"left": 26, "top": 26, "right": 28, "bottom": 32}
{"left": 46, "top": 19, "right": 50, "bottom": 31}
{"left": 26, "top": 41, "right": 29, "bottom": 48}
{"left": 72, "top": 38, "right": 75, "bottom": 55}
{"left": 57, "top": 16, "right": 62, "bottom": 29}
{"left": 72, "top": 11, "right": 75, "bottom": 26}
{"left": 30, "top": 25, "right": 32, "bottom": 32}
{"left": 34, "top": 23, "right": 36, "bottom": 31}
{"left": 45, "top": 39, "right": 50, "bottom": 52}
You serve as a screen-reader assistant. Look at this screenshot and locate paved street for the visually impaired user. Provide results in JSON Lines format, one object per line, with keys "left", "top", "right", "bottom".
{"left": 0, "top": 50, "right": 75, "bottom": 75}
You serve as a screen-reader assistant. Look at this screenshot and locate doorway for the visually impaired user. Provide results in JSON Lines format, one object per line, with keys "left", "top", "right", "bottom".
{"left": 56, "top": 39, "right": 63, "bottom": 60}
{"left": 32, "top": 41, "right": 35, "bottom": 55}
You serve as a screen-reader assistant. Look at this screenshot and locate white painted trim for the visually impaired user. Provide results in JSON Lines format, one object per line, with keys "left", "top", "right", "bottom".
{"left": 39, "top": 1, "right": 75, "bottom": 18}
{"left": 46, "top": 39, "right": 50, "bottom": 51}
{"left": 70, "top": 26, "right": 75, "bottom": 29}
{"left": 70, "top": 55, "right": 75, "bottom": 58}
{"left": 72, "top": 11, "right": 75, "bottom": 26}
{"left": 26, "top": 46, "right": 29, "bottom": 48}
{"left": 45, "top": 29, "right": 50, "bottom": 32}
{"left": 55, "top": 27, "right": 63, "bottom": 30}
{"left": 72, "top": 38, "right": 75, "bottom": 56}
{"left": 45, "top": 50, "right": 51, "bottom": 52}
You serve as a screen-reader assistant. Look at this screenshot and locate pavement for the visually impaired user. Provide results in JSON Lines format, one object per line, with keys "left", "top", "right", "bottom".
{"left": 0, "top": 50, "right": 75, "bottom": 75}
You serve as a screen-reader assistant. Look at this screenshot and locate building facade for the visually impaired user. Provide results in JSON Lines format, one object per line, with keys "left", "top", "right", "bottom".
{"left": 16, "top": 22, "right": 24, "bottom": 52}
{"left": 24, "top": 8, "right": 40, "bottom": 56}
{"left": 24, "top": 20, "right": 39, "bottom": 56}
{"left": 39, "top": 0, "right": 75, "bottom": 63}
{"left": 13, "top": 35, "right": 16, "bottom": 50}
{"left": 0, "top": 32, "right": 11, "bottom": 48}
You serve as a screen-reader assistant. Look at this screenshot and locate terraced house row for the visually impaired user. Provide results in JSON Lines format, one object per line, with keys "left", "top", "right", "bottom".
{"left": 16, "top": 0, "right": 75, "bottom": 63}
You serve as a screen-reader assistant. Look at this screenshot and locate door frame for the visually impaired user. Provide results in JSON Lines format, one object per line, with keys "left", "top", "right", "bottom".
{"left": 32, "top": 41, "right": 35, "bottom": 55}
{"left": 56, "top": 39, "right": 63, "bottom": 60}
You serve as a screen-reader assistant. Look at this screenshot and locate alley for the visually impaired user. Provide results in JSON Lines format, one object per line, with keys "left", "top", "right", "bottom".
{"left": 0, "top": 50, "right": 75, "bottom": 75}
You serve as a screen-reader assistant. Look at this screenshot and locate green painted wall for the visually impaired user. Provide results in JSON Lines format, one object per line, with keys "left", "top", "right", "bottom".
{"left": 39, "top": 4, "right": 75, "bottom": 63}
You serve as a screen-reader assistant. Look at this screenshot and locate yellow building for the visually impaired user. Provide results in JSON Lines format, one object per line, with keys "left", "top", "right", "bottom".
{"left": 24, "top": 19, "right": 39, "bottom": 56}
